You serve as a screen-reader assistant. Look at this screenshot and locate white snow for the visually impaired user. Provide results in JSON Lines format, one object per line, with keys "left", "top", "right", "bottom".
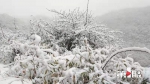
{"left": 143, "top": 67, "right": 150, "bottom": 83}
{"left": 30, "top": 34, "right": 41, "bottom": 45}
{"left": 102, "top": 47, "right": 150, "bottom": 69}
{"left": 0, "top": 64, "right": 32, "bottom": 84}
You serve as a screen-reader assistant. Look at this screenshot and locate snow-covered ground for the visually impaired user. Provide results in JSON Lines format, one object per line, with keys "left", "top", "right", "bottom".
{"left": 0, "top": 64, "right": 32, "bottom": 84}
{"left": 1, "top": 63, "right": 150, "bottom": 84}
{"left": 143, "top": 67, "right": 150, "bottom": 83}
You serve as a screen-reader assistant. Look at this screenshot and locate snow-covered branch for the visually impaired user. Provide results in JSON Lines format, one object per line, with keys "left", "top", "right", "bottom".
{"left": 102, "top": 47, "right": 150, "bottom": 70}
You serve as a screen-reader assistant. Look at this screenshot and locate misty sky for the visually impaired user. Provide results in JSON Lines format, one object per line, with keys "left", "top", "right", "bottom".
{"left": 0, "top": 0, "right": 150, "bottom": 17}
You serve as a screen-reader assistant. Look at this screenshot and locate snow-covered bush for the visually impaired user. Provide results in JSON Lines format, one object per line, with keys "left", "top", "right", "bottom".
{"left": 29, "top": 9, "right": 123, "bottom": 52}
{"left": 1, "top": 34, "right": 145, "bottom": 84}
{"left": 0, "top": 8, "right": 148, "bottom": 84}
{"left": 0, "top": 29, "right": 28, "bottom": 64}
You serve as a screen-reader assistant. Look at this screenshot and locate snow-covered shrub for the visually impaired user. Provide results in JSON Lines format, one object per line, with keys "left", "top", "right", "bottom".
{"left": 29, "top": 9, "right": 123, "bottom": 52}
{"left": 1, "top": 34, "right": 145, "bottom": 84}
{"left": 52, "top": 9, "right": 123, "bottom": 50}
{"left": 0, "top": 8, "right": 147, "bottom": 84}
{"left": 0, "top": 29, "right": 28, "bottom": 64}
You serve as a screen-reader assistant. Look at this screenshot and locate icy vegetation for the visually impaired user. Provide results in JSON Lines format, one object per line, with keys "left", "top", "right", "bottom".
{"left": 0, "top": 9, "right": 149, "bottom": 84}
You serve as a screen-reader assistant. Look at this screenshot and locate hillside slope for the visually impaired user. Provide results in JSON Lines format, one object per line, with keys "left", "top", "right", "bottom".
{"left": 0, "top": 14, "right": 52, "bottom": 37}
{"left": 0, "top": 14, "right": 30, "bottom": 31}
{"left": 95, "top": 6, "right": 150, "bottom": 48}
{"left": 95, "top": 6, "right": 150, "bottom": 66}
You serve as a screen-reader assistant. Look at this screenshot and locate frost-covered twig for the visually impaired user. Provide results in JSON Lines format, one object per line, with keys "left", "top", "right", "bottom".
{"left": 3, "top": 62, "right": 15, "bottom": 68}
{"left": 84, "top": 0, "right": 90, "bottom": 26}
{"left": 102, "top": 47, "right": 150, "bottom": 70}
{"left": 8, "top": 77, "right": 25, "bottom": 84}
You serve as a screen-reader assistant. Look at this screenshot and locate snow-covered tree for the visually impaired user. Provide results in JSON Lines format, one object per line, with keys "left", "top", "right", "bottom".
{"left": 29, "top": 9, "right": 123, "bottom": 52}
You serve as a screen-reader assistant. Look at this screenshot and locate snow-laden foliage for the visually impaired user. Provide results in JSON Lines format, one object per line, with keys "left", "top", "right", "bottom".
{"left": 0, "top": 9, "right": 148, "bottom": 84}
{"left": 0, "top": 34, "right": 144, "bottom": 84}
{"left": 0, "top": 29, "right": 28, "bottom": 64}
{"left": 29, "top": 9, "right": 123, "bottom": 51}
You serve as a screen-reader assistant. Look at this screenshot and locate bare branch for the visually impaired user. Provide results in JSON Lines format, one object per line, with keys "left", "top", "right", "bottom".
{"left": 84, "top": 0, "right": 90, "bottom": 26}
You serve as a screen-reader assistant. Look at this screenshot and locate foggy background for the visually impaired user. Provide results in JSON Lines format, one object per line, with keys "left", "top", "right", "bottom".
{"left": 0, "top": 0, "right": 150, "bottom": 66}
{"left": 0, "top": 0, "right": 150, "bottom": 17}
